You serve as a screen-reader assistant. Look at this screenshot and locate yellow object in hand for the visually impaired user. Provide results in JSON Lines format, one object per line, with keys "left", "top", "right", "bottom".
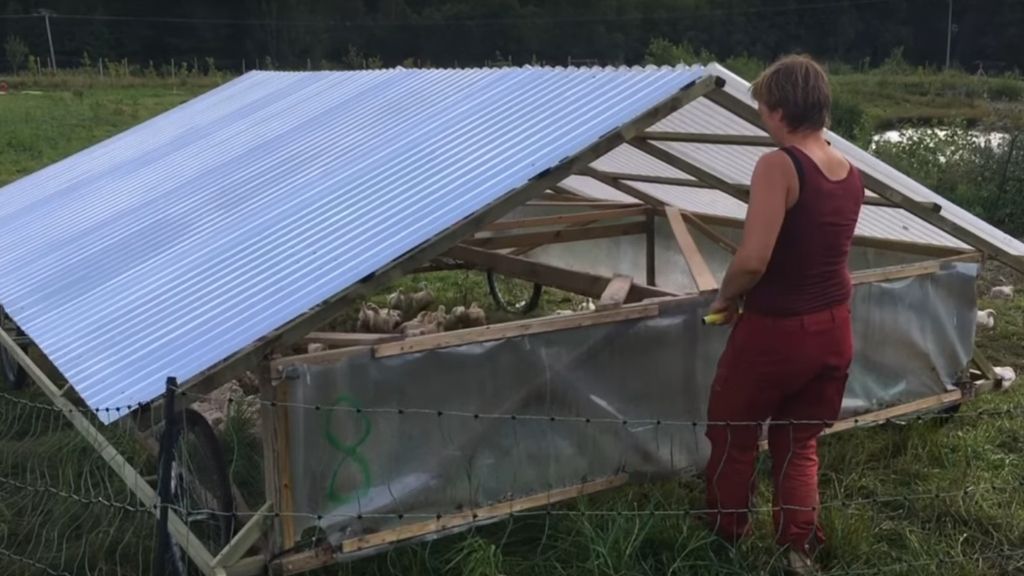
{"left": 701, "top": 312, "right": 730, "bottom": 326}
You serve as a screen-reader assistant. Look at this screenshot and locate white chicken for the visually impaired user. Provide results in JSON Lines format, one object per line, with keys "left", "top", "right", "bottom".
{"left": 976, "top": 309, "right": 996, "bottom": 328}
{"left": 990, "top": 285, "right": 1015, "bottom": 300}
{"left": 994, "top": 366, "right": 1017, "bottom": 389}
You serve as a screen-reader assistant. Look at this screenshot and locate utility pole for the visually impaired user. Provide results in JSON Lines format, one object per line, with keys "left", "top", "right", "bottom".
{"left": 945, "top": 0, "right": 953, "bottom": 70}
{"left": 36, "top": 9, "right": 57, "bottom": 72}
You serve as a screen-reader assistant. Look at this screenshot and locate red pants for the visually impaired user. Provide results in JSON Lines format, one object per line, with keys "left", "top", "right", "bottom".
{"left": 704, "top": 302, "right": 852, "bottom": 551}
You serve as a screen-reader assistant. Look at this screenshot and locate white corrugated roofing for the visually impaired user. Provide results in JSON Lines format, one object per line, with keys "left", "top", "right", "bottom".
{"left": 0, "top": 65, "right": 707, "bottom": 421}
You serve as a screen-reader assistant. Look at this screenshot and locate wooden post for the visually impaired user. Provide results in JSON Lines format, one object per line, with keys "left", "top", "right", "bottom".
{"left": 645, "top": 209, "right": 656, "bottom": 286}
{"left": 664, "top": 207, "right": 718, "bottom": 292}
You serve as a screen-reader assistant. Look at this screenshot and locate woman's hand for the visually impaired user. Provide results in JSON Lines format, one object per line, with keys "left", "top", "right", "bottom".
{"left": 708, "top": 297, "right": 740, "bottom": 325}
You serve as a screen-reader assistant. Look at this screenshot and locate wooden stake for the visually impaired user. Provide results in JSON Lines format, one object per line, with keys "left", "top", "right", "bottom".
{"left": 597, "top": 275, "right": 634, "bottom": 309}
{"left": 665, "top": 207, "right": 718, "bottom": 292}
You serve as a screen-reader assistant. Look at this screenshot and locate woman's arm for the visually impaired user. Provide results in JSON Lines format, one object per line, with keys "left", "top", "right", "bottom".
{"left": 709, "top": 150, "right": 795, "bottom": 317}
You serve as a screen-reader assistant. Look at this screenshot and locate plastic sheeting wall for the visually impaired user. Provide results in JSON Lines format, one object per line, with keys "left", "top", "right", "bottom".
{"left": 281, "top": 261, "right": 978, "bottom": 547}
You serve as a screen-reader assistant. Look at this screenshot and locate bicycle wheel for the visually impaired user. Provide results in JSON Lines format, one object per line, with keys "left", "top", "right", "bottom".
{"left": 486, "top": 270, "right": 543, "bottom": 315}
{"left": 153, "top": 408, "right": 235, "bottom": 576}
{"left": 0, "top": 308, "right": 28, "bottom": 391}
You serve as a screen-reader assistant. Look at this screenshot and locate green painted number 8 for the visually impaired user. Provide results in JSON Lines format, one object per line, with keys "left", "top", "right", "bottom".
{"left": 324, "top": 394, "right": 373, "bottom": 506}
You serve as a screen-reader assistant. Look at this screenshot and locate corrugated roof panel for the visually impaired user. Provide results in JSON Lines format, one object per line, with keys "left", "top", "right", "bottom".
{"left": 0, "top": 65, "right": 707, "bottom": 420}
{"left": 649, "top": 96, "right": 768, "bottom": 136}
{"left": 589, "top": 144, "right": 693, "bottom": 178}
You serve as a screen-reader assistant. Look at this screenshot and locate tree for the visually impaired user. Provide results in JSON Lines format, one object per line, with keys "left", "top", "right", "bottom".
{"left": 4, "top": 34, "right": 27, "bottom": 74}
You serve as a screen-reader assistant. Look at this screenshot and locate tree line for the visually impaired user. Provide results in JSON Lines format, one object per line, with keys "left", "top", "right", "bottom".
{"left": 1, "top": 0, "right": 1022, "bottom": 74}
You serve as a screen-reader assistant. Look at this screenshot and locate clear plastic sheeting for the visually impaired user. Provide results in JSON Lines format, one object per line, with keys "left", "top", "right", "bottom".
{"left": 281, "top": 261, "right": 978, "bottom": 548}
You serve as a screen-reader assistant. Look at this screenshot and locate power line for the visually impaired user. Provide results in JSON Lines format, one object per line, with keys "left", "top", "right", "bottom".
{"left": 2, "top": 0, "right": 899, "bottom": 28}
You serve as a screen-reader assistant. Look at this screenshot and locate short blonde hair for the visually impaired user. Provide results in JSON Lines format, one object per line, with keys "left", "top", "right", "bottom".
{"left": 750, "top": 54, "right": 831, "bottom": 132}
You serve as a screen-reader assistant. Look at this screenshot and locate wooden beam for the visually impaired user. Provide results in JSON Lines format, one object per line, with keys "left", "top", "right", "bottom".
{"left": 645, "top": 210, "right": 656, "bottom": 285}
{"left": 641, "top": 131, "right": 775, "bottom": 146}
{"left": 849, "top": 252, "right": 981, "bottom": 285}
{"left": 273, "top": 474, "right": 630, "bottom": 574}
{"left": 303, "top": 332, "right": 403, "bottom": 347}
{"left": 467, "top": 221, "right": 648, "bottom": 250}
{"left": 525, "top": 200, "right": 643, "bottom": 208}
{"left": 143, "top": 74, "right": 726, "bottom": 424}
{"left": 971, "top": 348, "right": 999, "bottom": 382}
{"left": 589, "top": 170, "right": 722, "bottom": 190}
{"left": 704, "top": 87, "right": 1024, "bottom": 275}
{"left": 482, "top": 207, "right": 647, "bottom": 231}
{"left": 210, "top": 501, "right": 272, "bottom": 568}
{"left": 448, "top": 244, "right": 678, "bottom": 302}
{"left": 374, "top": 304, "right": 659, "bottom": 358}
{"left": 597, "top": 275, "right": 633, "bottom": 310}
{"left": 665, "top": 207, "right": 718, "bottom": 292}
{"left": 825, "top": 391, "right": 963, "bottom": 435}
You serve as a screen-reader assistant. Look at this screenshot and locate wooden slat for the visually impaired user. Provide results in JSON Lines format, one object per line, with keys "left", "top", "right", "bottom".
{"left": 467, "top": 221, "right": 648, "bottom": 250}
{"left": 664, "top": 207, "right": 718, "bottom": 292}
{"left": 850, "top": 253, "right": 981, "bottom": 285}
{"left": 972, "top": 348, "right": 999, "bottom": 382}
{"left": 590, "top": 169, "right": 722, "bottom": 190}
{"left": 346, "top": 474, "right": 627, "bottom": 553}
{"left": 483, "top": 207, "right": 647, "bottom": 231}
{"left": 525, "top": 200, "right": 643, "bottom": 208}
{"left": 303, "top": 332, "right": 403, "bottom": 347}
{"left": 641, "top": 131, "right": 775, "bottom": 146}
{"left": 276, "top": 381, "right": 296, "bottom": 550}
{"left": 275, "top": 475, "right": 629, "bottom": 574}
{"left": 447, "top": 244, "right": 677, "bottom": 302}
{"left": 597, "top": 275, "right": 633, "bottom": 309}
{"left": 645, "top": 210, "right": 656, "bottom": 285}
{"left": 142, "top": 74, "right": 726, "bottom": 426}
{"left": 680, "top": 212, "right": 738, "bottom": 254}
{"left": 374, "top": 304, "right": 659, "bottom": 358}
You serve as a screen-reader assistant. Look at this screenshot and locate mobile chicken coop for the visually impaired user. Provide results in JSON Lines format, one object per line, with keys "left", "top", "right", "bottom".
{"left": 0, "top": 63, "right": 1020, "bottom": 576}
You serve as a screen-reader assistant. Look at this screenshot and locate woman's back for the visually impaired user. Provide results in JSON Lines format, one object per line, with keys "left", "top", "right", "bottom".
{"left": 742, "top": 145, "right": 865, "bottom": 316}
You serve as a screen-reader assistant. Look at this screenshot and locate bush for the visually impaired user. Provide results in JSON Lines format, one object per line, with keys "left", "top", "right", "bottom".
{"left": 872, "top": 122, "right": 1024, "bottom": 238}
{"left": 722, "top": 53, "right": 764, "bottom": 81}
{"left": 987, "top": 77, "right": 1024, "bottom": 102}
{"left": 830, "top": 87, "right": 873, "bottom": 148}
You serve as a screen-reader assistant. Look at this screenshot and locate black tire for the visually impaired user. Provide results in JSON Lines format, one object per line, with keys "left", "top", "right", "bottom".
{"left": 153, "top": 408, "right": 235, "bottom": 576}
{"left": 486, "top": 270, "right": 543, "bottom": 315}
{"left": 0, "top": 308, "right": 28, "bottom": 391}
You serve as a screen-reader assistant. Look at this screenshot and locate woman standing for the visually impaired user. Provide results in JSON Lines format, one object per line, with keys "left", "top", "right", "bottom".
{"left": 702, "top": 54, "right": 865, "bottom": 574}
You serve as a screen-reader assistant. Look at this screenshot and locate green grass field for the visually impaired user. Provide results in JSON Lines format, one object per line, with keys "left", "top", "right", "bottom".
{"left": 1, "top": 75, "right": 1023, "bottom": 576}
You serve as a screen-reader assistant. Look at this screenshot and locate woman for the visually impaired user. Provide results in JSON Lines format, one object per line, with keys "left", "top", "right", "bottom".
{"left": 703, "top": 54, "right": 864, "bottom": 573}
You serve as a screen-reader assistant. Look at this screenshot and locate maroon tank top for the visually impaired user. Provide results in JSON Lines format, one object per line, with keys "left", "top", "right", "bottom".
{"left": 742, "top": 145, "right": 865, "bottom": 317}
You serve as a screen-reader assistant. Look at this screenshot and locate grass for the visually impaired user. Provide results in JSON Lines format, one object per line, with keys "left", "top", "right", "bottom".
{"left": 0, "top": 74, "right": 1023, "bottom": 576}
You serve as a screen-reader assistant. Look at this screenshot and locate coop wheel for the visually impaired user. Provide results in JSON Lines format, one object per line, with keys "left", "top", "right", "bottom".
{"left": 486, "top": 270, "right": 543, "bottom": 314}
{"left": 153, "top": 408, "right": 235, "bottom": 576}
{"left": 0, "top": 307, "right": 28, "bottom": 391}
